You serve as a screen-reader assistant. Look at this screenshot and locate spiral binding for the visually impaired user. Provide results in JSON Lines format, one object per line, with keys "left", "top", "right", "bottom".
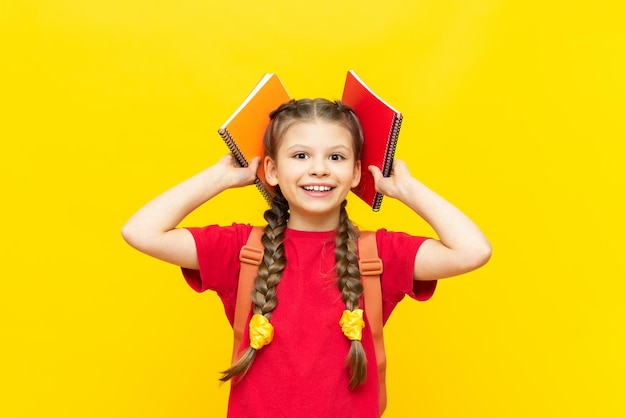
{"left": 254, "top": 177, "right": 273, "bottom": 205}
{"left": 218, "top": 128, "right": 248, "bottom": 167}
{"left": 218, "top": 127, "right": 272, "bottom": 205}
{"left": 373, "top": 113, "right": 403, "bottom": 211}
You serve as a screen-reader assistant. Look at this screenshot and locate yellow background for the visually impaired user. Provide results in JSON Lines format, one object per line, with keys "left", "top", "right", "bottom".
{"left": 2, "top": 1, "right": 624, "bottom": 417}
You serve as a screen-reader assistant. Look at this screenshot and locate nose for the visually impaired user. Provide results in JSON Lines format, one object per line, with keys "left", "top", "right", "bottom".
{"left": 308, "top": 156, "right": 329, "bottom": 177}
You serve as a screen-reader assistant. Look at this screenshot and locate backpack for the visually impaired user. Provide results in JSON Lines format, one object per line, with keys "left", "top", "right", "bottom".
{"left": 233, "top": 226, "right": 388, "bottom": 415}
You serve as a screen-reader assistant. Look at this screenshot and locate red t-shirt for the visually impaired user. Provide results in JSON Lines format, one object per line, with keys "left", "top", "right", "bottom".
{"left": 182, "top": 224, "right": 436, "bottom": 418}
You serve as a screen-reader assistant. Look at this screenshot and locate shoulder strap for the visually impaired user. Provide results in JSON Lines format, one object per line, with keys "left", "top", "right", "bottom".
{"left": 232, "top": 226, "right": 264, "bottom": 362}
{"left": 357, "top": 231, "right": 387, "bottom": 416}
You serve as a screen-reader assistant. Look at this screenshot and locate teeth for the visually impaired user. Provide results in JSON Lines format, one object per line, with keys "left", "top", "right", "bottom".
{"left": 304, "top": 185, "right": 331, "bottom": 192}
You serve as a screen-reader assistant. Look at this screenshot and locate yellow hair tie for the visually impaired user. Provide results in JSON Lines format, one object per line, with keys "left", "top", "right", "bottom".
{"left": 339, "top": 309, "right": 365, "bottom": 341}
{"left": 249, "top": 314, "right": 274, "bottom": 350}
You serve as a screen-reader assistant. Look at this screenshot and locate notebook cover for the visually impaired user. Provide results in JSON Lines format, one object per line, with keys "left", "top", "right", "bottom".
{"left": 341, "top": 70, "right": 403, "bottom": 211}
{"left": 218, "top": 73, "right": 290, "bottom": 202}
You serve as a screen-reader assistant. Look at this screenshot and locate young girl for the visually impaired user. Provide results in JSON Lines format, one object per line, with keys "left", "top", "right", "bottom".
{"left": 122, "top": 98, "right": 491, "bottom": 417}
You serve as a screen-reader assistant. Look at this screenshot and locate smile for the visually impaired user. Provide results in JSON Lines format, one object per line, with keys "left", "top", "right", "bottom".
{"left": 302, "top": 185, "right": 332, "bottom": 192}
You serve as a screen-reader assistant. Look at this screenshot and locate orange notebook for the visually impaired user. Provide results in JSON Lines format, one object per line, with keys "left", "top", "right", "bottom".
{"left": 341, "top": 70, "right": 403, "bottom": 211}
{"left": 218, "top": 73, "right": 290, "bottom": 203}
{"left": 218, "top": 71, "right": 402, "bottom": 211}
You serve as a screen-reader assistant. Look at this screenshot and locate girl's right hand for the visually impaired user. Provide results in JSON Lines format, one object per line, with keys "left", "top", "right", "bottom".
{"left": 215, "top": 154, "right": 262, "bottom": 190}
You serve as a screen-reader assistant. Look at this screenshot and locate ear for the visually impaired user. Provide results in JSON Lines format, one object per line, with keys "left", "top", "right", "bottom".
{"left": 264, "top": 156, "right": 279, "bottom": 186}
{"left": 351, "top": 160, "right": 362, "bottom": 188}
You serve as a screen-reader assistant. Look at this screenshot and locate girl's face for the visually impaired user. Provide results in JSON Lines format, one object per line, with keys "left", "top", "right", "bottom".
{"left": 264, "top": 120, "right": 361, "bottom": 231}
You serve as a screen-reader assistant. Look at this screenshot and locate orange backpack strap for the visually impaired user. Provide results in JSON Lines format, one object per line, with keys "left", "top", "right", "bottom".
{"left": 358, "top": 231, "right": 387, "bottom": 416}
{"left": 232, "top": 226, "right": 264, "bottom": 362}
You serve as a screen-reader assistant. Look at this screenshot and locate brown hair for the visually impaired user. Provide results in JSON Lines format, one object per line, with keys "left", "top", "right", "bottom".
{"left": 220, "top": 98, "right": 367, "bottom": 389}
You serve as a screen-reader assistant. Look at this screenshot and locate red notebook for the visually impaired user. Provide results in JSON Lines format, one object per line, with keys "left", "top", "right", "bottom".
{"left": 218, "top": 71, "right": 402, "bottom": 211}
{"left": 341, "top": 70, "right": 403, "bottom": 211}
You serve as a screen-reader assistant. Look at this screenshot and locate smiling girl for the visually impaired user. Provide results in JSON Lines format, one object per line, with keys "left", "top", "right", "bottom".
{"left": 122, "top": 98, "right": 491, "bottom": 417}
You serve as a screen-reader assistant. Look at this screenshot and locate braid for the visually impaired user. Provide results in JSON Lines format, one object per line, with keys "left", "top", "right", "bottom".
{"left": 220, "top": 190, "right": 289, "bottom": 382}
{"left": 334, "top": 200, "right": 367, "bottom": 389}
{"left": 253, "top": 192, "right": 289, "bottom": 318}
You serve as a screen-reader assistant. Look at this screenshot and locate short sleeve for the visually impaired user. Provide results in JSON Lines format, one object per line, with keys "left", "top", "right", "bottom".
{"left": 375, "top": 229, "right": 438, "bottom": 322}
{"left": 180, "top": 223, "right": 253, "bottom": 324}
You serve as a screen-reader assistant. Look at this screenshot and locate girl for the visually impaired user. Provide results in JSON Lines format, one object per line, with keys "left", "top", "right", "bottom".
{"left": 122, "top": 98, "right": 491, "bottom": 417}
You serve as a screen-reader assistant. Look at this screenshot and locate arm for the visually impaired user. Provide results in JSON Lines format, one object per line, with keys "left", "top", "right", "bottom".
{"left": 369, "top": 160, "right": 491, "bottom": 281}
{"left": 121, "top": 155, "right": 261, "bottom": 270}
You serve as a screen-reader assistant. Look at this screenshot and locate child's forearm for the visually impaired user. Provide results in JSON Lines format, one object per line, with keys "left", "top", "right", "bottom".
{"left": 370, "top": 160, "right": 491, "bottom": 278}
{"left": 121, "top": 155, "right": 259, "bottom": 267}
{"left": 396, "top": 177, "right": 490, "bottom": 260}
{"left": 124, "top": 165, "right": 228, "bottom": 236}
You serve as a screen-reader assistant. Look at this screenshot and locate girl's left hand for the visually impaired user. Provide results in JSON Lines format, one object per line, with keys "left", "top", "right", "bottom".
{"left": 368, "top": 159, "right": 414, "bottom": 201}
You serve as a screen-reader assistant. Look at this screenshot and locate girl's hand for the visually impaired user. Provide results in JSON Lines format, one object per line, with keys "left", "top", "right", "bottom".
{"left": 368, "top": 159, "right": 414, "bottom": 201}
{"left": 215, "top": 154, "right": 262, "bottom": 190}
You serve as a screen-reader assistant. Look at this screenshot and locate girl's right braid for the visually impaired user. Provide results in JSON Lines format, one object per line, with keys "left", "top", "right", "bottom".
{"left": 220, "top": 191, "right": 289, "bottom": 382}
{"left": 334, "top": 200, "right": 368, "bottom": 389}
{"left": 252, "top": 193, "right": 289, "bottom": 318}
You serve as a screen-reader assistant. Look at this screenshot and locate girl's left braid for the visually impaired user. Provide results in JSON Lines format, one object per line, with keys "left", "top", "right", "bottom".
{"left": 335, "top": 200, "right": 368, "bottom": 389}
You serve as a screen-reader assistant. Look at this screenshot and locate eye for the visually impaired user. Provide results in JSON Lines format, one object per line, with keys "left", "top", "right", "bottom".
{"left": 292, "top": 152, "right": 308, "bottom": 159}
{"left": 329, "top": 153, "right": 346, "bottom": 161}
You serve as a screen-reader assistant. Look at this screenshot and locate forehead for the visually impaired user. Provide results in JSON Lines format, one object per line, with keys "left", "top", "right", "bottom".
{"left": 279, "top": 120, "right": 354, "bottom": 149}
